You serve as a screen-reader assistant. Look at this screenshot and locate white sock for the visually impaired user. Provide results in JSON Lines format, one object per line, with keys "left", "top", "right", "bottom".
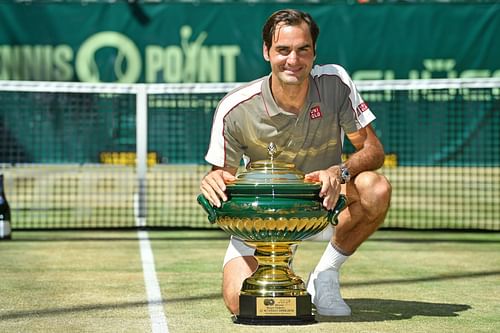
{"left": 313, "top": 242, "right": 349, "bottom": 273}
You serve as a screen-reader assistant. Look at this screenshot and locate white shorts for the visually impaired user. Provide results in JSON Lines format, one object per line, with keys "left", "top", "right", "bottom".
{"left": 222, "top": 224, "right": 335, "bottom": 267}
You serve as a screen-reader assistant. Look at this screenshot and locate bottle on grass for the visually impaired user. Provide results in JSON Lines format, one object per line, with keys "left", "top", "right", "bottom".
{"left": 0, "top": 174, "right": 12, "bottom": 240}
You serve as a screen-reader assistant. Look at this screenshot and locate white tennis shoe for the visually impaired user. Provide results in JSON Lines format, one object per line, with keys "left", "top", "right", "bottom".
{"left": 306, "top": 270, "right": 351, "bottom": 316}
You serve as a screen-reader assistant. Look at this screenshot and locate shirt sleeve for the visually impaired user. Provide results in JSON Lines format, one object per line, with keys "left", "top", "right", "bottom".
{"left": 205, "top": 109, "right": 243, "bottom": 168}
{"left": 336, "top": 66, "right": 376, "bottom": 132}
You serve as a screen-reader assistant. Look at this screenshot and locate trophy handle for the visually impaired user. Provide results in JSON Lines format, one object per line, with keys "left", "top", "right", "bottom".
{"left": 327, "top": 194, "right": 347, "bottom": 225}
{"left": 197, "top": 194, "right": 217, "bottom": 224}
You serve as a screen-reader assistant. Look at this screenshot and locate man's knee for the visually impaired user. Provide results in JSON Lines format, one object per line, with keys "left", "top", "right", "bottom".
{"left": 355, "top": 172, "right": 392, "bottom": 218}
{"left": 371, "top": 173, "right": 392, "bottom": 206}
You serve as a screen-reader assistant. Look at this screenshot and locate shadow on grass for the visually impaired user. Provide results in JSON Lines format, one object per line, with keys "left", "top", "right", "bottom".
{"left": 8, "top": 236, "right": 229, "bottom": 242}
{"left": 0, "top": 293, "right": 222, "bottom": 320}
{"left": 343, "top": 270, "right": 500, "bottom": 287}
{"left": 1, "top": 296, "right": 469, "bottom": 323}
{"left": 369, "top": 237, "right": 499, "bottom": 244}
{"left": 317, "top": 298, "right": 471, "bottom": 322}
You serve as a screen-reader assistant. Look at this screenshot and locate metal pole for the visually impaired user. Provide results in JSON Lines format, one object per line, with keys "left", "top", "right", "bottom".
{"left": 135, "top": 84, "right": 147, "bottom": 227}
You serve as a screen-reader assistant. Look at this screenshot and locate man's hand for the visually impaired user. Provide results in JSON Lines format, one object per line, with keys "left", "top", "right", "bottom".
{"left": 200, "top": 169, "right": 236, "bottom": 207}
{"left": 305, "top": 166, "right": 342, "bottom": 210}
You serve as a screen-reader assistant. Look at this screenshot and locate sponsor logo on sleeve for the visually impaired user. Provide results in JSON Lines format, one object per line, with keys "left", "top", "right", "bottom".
{"left": 356, "top": 102, "right": 369, "bottom": 116}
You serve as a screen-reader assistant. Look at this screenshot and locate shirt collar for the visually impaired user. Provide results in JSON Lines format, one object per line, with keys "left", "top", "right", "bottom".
{"left": 261, "top": 73, "right": 321, "bottom": 117}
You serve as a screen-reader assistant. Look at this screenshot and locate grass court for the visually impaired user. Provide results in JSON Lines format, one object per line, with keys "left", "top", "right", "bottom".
{"left": 1, "top": 229, "right": 498, "bottom": 332}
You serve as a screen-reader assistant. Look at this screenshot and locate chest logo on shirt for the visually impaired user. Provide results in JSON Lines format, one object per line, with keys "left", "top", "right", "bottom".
{"left": 309, "top": 106, "right": 322, "bottom": 120}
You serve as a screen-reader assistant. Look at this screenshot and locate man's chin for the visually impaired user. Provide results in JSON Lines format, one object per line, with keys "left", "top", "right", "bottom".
{"left": 280, "top": 75, "right": 303, "bottom": 85}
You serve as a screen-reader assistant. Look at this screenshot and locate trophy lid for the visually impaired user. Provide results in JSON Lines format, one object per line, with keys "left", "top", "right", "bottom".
{"left": 226, "top": 143, "right": 320, "bottom": 195}
{"left": 233, "top": 160, "right": 306, "bottom": 184}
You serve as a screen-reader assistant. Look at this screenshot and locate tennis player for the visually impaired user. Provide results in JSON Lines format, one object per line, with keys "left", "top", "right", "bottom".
{"left": 200, "top": 9, "right": 391, "bottom": 316}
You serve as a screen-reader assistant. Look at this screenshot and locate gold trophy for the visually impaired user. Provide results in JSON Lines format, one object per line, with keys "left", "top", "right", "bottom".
{"left": 198, "top": 143, "right": 346, "bottom": 325}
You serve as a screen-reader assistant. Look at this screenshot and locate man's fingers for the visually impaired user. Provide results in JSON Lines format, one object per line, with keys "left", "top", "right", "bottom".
{"left": 320, "top": 180, "right": 329, "bottom": 197}
{"left": 319, "top": 173, "right": 340, "bottom": 209}
{"left": 326, "top": 182, "right": 341, "bottom": 209}
{"left": 212, "top": 174, "right": 227, "bottom": 193}
{"left": 319, "top": 173, "right": 333, "bottom": 197}
{"left": 206, "top": 177, "right": 227, "bottom": 203}
{"left": 200, "top": 186, "right": 220, "bottom": 208}
{"left": 323, "top": 191, "right": 340, "bottom": 210}
{"left": 221, "top": 171, "right": 236, "bottom": 182}
{"left": 200, "top": 169, "right": 236, "bottom": 208}
{"left": 219, "top": 171, "right": 236, "bottom": 190}
{"left": 304, "top": 171, "right": 320, "bottom": 182}
{"left": 200, "top": 178, "right": 222, "bottom": 207}
{"left": 306, "top": 168, "right": 342, "bottom": 209}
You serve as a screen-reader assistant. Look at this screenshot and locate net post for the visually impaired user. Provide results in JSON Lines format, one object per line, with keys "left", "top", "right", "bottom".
{"left": 135, "top": 84, "right": 147, "bottom": 228}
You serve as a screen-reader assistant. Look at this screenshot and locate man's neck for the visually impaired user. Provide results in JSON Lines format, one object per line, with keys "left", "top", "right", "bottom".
{"left": 270, "top": 77, "right": 309, "bottom": 115}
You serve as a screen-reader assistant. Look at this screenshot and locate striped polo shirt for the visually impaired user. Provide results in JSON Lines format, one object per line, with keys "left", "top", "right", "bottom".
{"left": 205, "top": 64, "right": 376, "bottom": 173}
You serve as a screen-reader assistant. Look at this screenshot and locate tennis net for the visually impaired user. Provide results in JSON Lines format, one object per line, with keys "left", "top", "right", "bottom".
{"left": 0, "top": 78, "right": 498, "bottom": 230}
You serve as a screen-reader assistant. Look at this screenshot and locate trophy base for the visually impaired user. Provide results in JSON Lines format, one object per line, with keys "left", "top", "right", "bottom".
{"left": 234, "top": 294, "right": 316, "bottom": 325}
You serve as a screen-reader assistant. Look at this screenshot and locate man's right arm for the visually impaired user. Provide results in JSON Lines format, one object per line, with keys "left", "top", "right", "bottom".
{"left": 200, "top": 165, "right": 238, "bottom": 207}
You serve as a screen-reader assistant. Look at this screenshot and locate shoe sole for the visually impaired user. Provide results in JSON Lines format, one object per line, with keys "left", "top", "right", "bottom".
{"left": 315, "top": 307, "right": 351, "bottom": 316}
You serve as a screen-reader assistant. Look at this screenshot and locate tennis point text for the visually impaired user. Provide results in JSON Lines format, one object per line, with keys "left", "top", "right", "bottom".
{"left": 0, "top": 29, "right": 499, "bottom": 95}
{"left": 0, "top": 27, "right": 240, "bottom": 83}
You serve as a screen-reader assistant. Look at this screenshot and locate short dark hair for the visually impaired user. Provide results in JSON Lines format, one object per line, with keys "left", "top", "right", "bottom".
{"left": 262, "top": 9, "right": 320, "bottom": 54}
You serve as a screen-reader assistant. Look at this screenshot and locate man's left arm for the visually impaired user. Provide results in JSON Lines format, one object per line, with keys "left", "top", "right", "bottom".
{"left": 305, "top": 124, "right": 385, "bottom": 209}
{"left": 343, "top": 124, "right": 385, "bottom": 177}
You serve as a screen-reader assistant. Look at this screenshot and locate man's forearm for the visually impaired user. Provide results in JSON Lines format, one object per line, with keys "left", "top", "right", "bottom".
{"left": 344, "top": 143, "right": 385, "bottom": 178}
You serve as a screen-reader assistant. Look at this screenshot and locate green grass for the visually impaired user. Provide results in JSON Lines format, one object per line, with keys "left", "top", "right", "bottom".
{"left": 0, "top": 231, "right": 151, "bottom": 332}
{"left": 1, "top": 229, "right": 499, "bottom": 332}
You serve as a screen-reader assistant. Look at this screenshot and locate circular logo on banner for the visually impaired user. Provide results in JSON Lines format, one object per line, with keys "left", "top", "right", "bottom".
{"left": 76, "top": 31, "right": 141, "bottom": 83}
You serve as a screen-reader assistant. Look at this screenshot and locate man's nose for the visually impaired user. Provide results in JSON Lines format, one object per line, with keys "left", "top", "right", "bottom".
{"left": 287, "top": 51, "right": 298, "bottom": 64}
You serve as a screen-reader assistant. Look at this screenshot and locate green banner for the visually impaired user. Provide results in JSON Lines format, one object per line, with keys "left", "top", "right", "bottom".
{"left": 0, "top": 2, "right": 498, "bottom": 83}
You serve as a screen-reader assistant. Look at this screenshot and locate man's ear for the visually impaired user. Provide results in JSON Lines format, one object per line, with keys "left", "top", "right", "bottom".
{"left": 263, "top": 43, "right": 270, "bottom": 62}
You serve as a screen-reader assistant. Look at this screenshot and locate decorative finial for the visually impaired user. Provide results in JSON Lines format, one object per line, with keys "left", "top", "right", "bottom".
{"left": 268, "top": 142, "right": 277, "bottom": 161}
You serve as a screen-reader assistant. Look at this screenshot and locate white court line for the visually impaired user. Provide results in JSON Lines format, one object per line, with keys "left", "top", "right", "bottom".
{"left": 138, "top": 230, "right": 169, "bottom": 333}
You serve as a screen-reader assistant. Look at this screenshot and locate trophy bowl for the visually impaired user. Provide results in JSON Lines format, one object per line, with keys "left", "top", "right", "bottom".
{"left": 198, "top": 145, "right": 347, "bottom": 325}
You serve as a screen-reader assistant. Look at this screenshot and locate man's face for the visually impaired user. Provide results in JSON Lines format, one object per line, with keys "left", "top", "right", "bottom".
{"left": 263, "top": 22, "right": 315, "bottom": 86}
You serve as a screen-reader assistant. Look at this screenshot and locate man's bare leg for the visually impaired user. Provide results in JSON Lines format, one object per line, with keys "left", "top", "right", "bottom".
{"left": 334, "top": 171, "right": 392, "bottom": 252}
{"left": 222, "top": 256, "right": 257, "bottom": 315}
